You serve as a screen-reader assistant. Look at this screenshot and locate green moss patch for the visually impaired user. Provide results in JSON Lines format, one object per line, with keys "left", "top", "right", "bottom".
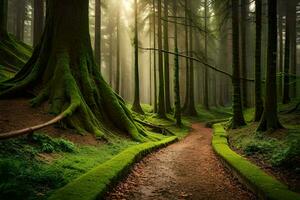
{"left": 212, "top": 123, "right": 300, "bottom": 200}
{"left": 48, "top": 136, "right": 177, "bottom": 200}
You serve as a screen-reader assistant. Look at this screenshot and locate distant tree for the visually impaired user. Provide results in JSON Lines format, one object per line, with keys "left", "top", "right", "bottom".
{"left": 230, "top": 0, "right": 246, "bottom": 128}
{"left": 257, "top": 0, "right": 283, "bottom": 131}
{"left": 132, "top": 0, "right": 144, "bottom": 114}
{"left": 152, "top": 0, "right": 158, "bottom": 113}
{"left": 163, "top": 0, "right": 171, "bottom": 113}
{"left": 94, "top": 0, "right": 102, "bottom": 70}
{"left": 203, "top": 0, "right": 209, "bottom": 110}
{"left": 115, "top": 5, "right": 120, "bottom": 94}
{"left": 16, "top": 0, "right": 26, "bottom": 41}
{"left": 183, "top": 0, "right": 189, "bottom": 111}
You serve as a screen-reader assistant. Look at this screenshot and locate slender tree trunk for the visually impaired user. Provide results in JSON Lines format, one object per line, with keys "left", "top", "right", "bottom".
{"left": 278, "top": 14, "right": 283, "bottom": 98}
{"left": 173, "top": 0, "right": 181, "bottom": 126}
{"left": 132, "top": 0, "right": 144, "bottom": 114}
{"left": 157, "top": 0, "right": 166, "bottom": 118}
{"left": 183, "top": 0, "right": 190, "bottom": 110}
{"left": 33, "top": 0, "right": 44, "bottom": 47}
{"left": 149, "top": 16, "right": 152, "bottom": 105}
{"left": 290, "top": 1, "right": 297, "bottom": 98}
{"left": 203, "top": 0, "right": 209, "bottom": 110}
{"left": 94, "top": 0, "right": 102, "bottom": 71}
{"left": 153, "top": 0, "right": 158, "bottom": 113}
{"left": 254, "top": 0, "right": 263, "bottom": 122}
{"left": 163, "top": 0, "right": 171, "bottom": 113}
{"left": 257, "top": 0, "right": 283, "bottom": 131}
{"left": 283, "top": 0, "right": 292, "bottom": 104}
{"left": 230, "top": 0, "right": 246, "bottom": 128}
{"left": 0, "top": 0, "right": 7, "bottom": 34}
{"left": 240, "top": 0, "right": 248, "bottom": 108}
{"left": 115, "top": 9, "right": 120, "bottom": 94}
{"left": 109, "top": 32, "right": 113, "bottom": 86}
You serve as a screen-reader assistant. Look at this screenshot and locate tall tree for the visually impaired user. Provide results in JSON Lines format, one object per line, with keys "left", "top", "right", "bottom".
{"left": 254, "top": 0, "right": 263, "bottom": 122}
{"left": 132, "top": 0, "right": 144, "bottom": 114}
{"left": 94, "top": 0, "right": 102, "bottom": 70}
{"left": 0, "top": 0, "right": 153, "bottom": 142}
{"left": 183, "top": 0, "right": 189, "bottom": 111}
{"left": 240, "top": 0, "right": 248, "bottom": 108}
{"left": 157, "top": 0, "right": 166, "bottom": 118}
{"left": 115, "top": 5, "right": 121, "bottom": 94}
{"left": 0, "top": 0, "right": 8, "bottom": 35}
{"left": 33, "top": 0, "right": 44, "bottom": 47}
{"left": 16, "top": 0, "right": 26, "bottom": 41}
{"left": 282, "top": 0, "right": 292, "bottom": 104}
{"left": 173, "top": 0, "right": 181, "bottom": 126}
{"left": 163, "top": 0, "right": 171, "bottom": 113}
{"left": 152, "top": 0, "right": 158, "bottom": 113}
{"left": 257, "top": 0, "right": 283, "bottom": 131}
{"left": 203, "top": 0, "right": 209, "bottom": 110}
{"left": 278, "top": 11, "right": 283, "bottom": 98}
{"left": 230, "top": 0, "right": 246, "bottom": 128}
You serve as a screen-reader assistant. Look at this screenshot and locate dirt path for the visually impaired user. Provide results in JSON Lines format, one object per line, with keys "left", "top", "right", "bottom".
{"left": 105, "top": 123, "right": 256, "bottom": 200}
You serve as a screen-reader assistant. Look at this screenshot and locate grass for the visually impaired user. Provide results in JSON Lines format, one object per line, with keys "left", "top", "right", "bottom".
{"left": 212, "top": 123, "right": 300, "bottom": 200}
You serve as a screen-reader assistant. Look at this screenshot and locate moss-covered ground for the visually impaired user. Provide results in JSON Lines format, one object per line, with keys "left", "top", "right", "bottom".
{"left": 228, "top": 100, "right": 300, "bottom": 192}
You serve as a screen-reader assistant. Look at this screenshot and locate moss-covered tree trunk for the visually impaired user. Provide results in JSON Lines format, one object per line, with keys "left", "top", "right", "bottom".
{"left": 257, "top": 0, "right": 283, "bottom": 132}
{"left": 163, "top": 0, "right": 171, "bottom": 113}
{"left": 157, "top": 0, "right": 166, "bottom": 118}
{"left": 282, "top": 0, "right": 291, "bottom": 104}
{"left": 132, "top": 0, "right": 144, "bottom": 114}
{"left": 94, "top": 0, "right": 101, "bottom": 70}
{"left": 33, "top": 0, "right": 44, "bottom": 47}
{"left": 230, "top": 0, "right": 246, "bottom": 128}
{"left": 254, "top": 0, "right": 264, "bottom": 122}
{"left": 173, "top": 0, "right": 181, "bottom": 126}
{"left": 0, "top": 0, "right": 153, "bottom": 142}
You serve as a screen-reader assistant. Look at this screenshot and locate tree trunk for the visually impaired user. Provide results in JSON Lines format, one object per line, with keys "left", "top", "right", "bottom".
{"left": 132, "top": 0, "right": 144, "bottom": 114}
{"left": 115, "top": 8, "right": 120, "bottom": 95}
{"left": 254, "top": 0, "right": 264, "bottom": 122}
{"left": 173, "top": 0, "right": 181, "bottom": 126}
{"left": 240, "top": 0, "right": 248, "bottom": 108}
{"left": 183, "top": 0, "right": 189, "bottom": 111}
{"left": 153, "top": 0, "right": 157, "bottom": 113}
{"left": 278, "top": 14, "right": 283, "bottom": 98}
{"left": 230, "top": 0, "right": 246, "bottom": 128}
{"left": 33, "top": 0, "right": 44, "bottom": 47}
{"left": 163, "top": 0, "right": 171, "bottom": 113}
{"left": 290, "top": 0, "right": 297, "bottom": 98}
{"left": 203, "top": 0, "right": 209, "bottom": 110}
{"left": 283, "top": 0, "right": 292, "bottom": 104}
{"left": 257, "top": 0, "right": 283, "bottom": 131}
{"left": 157, "top": 0, "right": 166, "bottom": 118}
{"left": 16, "top": 0, "right": 25, "bottom": 41}
{"left": 0, "top": 0, "right": 7, "bottom": 34}
{"left": 0, "top": 0, "right": 153, "bottom": 142}
{"left": 94, "top": 0, "right": 101, "bottom": 70}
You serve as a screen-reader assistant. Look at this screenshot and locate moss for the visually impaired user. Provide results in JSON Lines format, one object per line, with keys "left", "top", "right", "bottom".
{"left": 48, "top": 136, "right": 177, "bottom": 200}
{"left": 212, "top": 123, "right": 300, "bottom": 200}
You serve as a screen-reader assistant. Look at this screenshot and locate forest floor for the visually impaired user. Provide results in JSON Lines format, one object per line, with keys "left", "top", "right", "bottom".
{"left": 105, "top": 123, "right": 255, "bottom": 200}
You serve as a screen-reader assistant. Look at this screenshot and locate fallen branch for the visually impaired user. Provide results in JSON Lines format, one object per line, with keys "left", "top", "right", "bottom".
{"left": 134, "top": 118, "right": 175, "bottom": 136}
{"left": 0, "top": 114, "right": 64, "bottom": 140}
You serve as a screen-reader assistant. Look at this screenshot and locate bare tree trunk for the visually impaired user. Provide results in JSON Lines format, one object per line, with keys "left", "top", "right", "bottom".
{"left": 33, "top": 0, "right": 44, "bottom": 47}
{"left": 94, "top": 0, "right": 102, "bottom": 71}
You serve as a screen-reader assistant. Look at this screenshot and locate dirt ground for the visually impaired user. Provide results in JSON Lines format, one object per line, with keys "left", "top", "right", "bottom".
{"left": 106, "top": 123, "right": 256, "bottom": 200}
{"left": 0, "top": 98, "right": 102, "bottom": 145}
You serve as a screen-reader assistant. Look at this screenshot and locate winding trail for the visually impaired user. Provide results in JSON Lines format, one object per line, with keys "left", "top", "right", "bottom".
{"left": 105, "top": 123, "right": 256, "bottom": 200}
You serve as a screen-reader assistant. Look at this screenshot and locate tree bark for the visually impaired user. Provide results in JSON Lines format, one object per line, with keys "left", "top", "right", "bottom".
{"left": 153, "top": 0, "right": 158, "bottom": 113}
{"left": 94, "top": 0, "right": 102, "bottom": 70}
{"left": 203, "top": 0, "right": 209, "bottom": 110}
{"left": 254, "top": 0, "right": 264, "bottom": 122}
{"left": 230, "top": 0, "right": 246, "bottom": 128}
{"left": 33, "top": 0, "right": 44, "bottom": 47}
{"left": 183, "top": 0, "right": 189, "bottom": 111}
{"left": 16, "top": 0, "right": 25, "bottom": 41}
{"left": 257, "top": 0, "right": 283, "bottom": 131}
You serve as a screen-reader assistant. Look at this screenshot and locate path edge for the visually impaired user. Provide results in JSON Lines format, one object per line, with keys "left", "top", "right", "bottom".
{"left": 48, "top": 136, "right": 178, "bottom": 200}
{"left": 212, "top": 123, "right": 300, "bottom": 200}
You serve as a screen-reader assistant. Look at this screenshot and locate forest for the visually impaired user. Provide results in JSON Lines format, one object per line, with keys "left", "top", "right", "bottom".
{"left": 0, "top": 0, "right": 300, "bottom": 199}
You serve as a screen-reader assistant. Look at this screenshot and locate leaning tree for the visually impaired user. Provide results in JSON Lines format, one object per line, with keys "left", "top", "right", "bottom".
{"left": 0, "top": 0, "right": 156, "bottom": 142}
